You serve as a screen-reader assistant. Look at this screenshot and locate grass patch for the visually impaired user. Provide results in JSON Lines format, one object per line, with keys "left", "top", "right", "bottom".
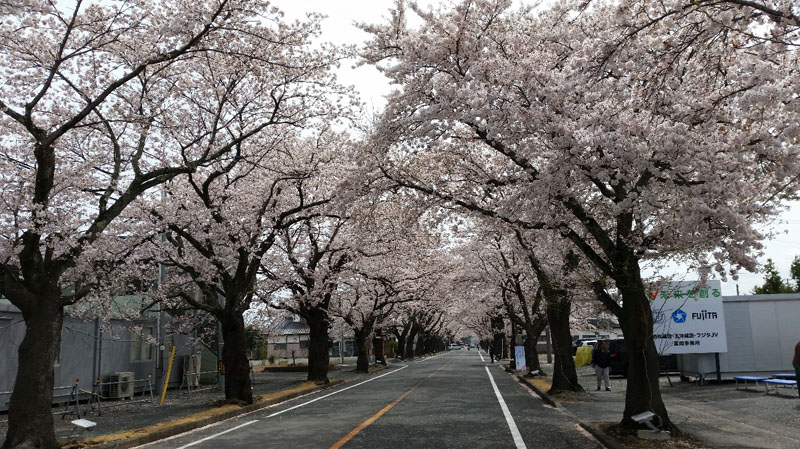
{"left": 254, "top": 381, "right": 318, "bottom": 402}
{"left": 525, "top": 375, "right": 552, "bottom": 391}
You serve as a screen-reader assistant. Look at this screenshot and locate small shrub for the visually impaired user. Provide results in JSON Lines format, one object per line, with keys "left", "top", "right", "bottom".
{"left": 268, "top": 355, "right": 275, "bottom": 364}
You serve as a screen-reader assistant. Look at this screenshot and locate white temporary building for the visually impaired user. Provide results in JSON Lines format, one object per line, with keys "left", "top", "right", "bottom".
{"left": 677, "top": 293, "right": 800, "bottom": 383}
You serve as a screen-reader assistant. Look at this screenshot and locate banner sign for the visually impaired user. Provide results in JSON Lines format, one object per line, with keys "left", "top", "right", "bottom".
{"left": 647, "top": 280, "right": 727, "bottom": 354}
{"left": 514, "top": 346, "right": 527, "bottom": 371}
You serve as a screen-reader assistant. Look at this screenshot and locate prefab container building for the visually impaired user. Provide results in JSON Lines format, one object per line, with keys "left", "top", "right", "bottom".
{"left": 677, "top": 293, "right": 800, "bottom": 383}
{"left": 0, "top": 298, "right": 203, "bottom": 412}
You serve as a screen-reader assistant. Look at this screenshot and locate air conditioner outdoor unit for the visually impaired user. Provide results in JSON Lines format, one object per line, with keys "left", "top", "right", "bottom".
{"left": 183, "top": 355, "right": 201, "bottom": 387}
{"left": 108, "top": 372, "right": 134, "bottom": 399}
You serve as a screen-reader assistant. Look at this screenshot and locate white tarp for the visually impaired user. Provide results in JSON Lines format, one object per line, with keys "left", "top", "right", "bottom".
{"left": 648, "top": 280, "right": 728, "bottom": 354}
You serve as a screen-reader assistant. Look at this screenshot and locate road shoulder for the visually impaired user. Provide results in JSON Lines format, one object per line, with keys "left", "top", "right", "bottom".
{"left": 62, "top": 380, "right": 343, "bottom": 449}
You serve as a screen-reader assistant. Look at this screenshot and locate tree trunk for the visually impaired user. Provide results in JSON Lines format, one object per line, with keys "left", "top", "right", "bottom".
{"left": 547, "top": 296, "right": 583, "bottom": 393}
{"left": 394, "top": 324, "right": 410, "bottom": 360}
{"left": 372, "top": 332, "right": 386, "bottom": 366}
{"left": 305, "top": 311, "right": 330, "bottom": 384}
{"left": 405, "top": 325, "right": 420, "bottom": 360}
{"left": 220, "top": 312, "right": 253, "bottom": 404}
{"left": 491, "top": 314, "right": 505, "bottom": 361}
{"left": 523, "top": 330, "right": 542, "bottom": 374}
{"left": 354, "top": 327, "right": 371, "bottom": 372}
{"left": 414, "top": 332, "right": 428, "bottom": 357}
{"left": 3, "top": 296, "right": 63, "bottom": 449}
{"left": 492, "top": 333, "right": 504, "bottom": 360}
{"left": 424, "top": 335, "right": 435, "bottom": 354}
{"left": 618, "top": 275, "right": 673, "bottom": 430}
{"left": 395, "top": 332, "right": 406, "bottom": 360}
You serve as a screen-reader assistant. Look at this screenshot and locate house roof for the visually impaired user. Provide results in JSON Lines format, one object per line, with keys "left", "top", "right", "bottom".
{"left": 274, "top": 320, "right": 310, "bottom": 336}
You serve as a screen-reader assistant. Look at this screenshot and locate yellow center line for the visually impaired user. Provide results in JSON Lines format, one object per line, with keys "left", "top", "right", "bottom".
{"left": 329, "top": 360, "right": 451, "bottom": 449}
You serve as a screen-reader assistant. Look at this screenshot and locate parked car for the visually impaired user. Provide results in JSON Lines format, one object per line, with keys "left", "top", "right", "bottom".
{"left": 447, "top": 343, "right": 461, "bottom": 350}
{"left": 572, "top": 339, "right": 598, "bottom": 355}
{"left": 606, "top": 338, "right": 678, "bottom": 376}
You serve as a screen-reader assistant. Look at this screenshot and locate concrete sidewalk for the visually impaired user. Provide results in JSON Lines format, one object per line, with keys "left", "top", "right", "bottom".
{"left": 510, "top": 361, "right": 800, "bottom": 449}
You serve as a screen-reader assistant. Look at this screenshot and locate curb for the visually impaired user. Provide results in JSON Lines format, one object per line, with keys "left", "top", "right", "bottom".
{"left": 502, "top": 366, "right": 560, "bottom": 408}
{"left": 257, "top": 365, "right": 339, "bottom": 373}
{"left": 578, "top": 422, "right": 626, "bottom": 449}
{"left": 70, "top": 379, "right": 344, "bottom": 449}
{"left": 367, "top": 363, "right": 389, "bottom": 374}
{"left": 502, "top": 367, "right": 623, "bottom": 449}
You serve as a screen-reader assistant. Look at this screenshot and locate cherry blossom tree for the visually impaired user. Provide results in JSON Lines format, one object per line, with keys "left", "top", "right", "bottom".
{"left": 386, "top": 280, "right": 451, "bottom": 359}
{"left": 513, "top": 229, "right": 590, "bottom": 393}
{"left": 335, "top": 275, "right": 397, "bottom": 371}
{"left": 446, "top": 216, "right": 590, "bottom": 391}
{"left": 389, "top": 303, "right": 447, "bottom": 359}
{"left": 362, "top": 0, "right": 799, "bottom": 430}
{"left": 332, "top": 198, "right": 450, "bottom": 371}
{"left": 487, "top": 234, "right": 549, "bottom": 374}
{"left": 0, "top": 0, "right": 344, "bottom": 445}
{"left": 141, "top": 130, "right": 349, "bottom": 403}
{"left": 262, "top": 216, "right": 351, "bottom": 383}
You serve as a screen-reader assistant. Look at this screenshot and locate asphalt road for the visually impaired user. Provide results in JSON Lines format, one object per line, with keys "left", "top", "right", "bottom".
{"left": 138, "top": 350, "right": 603, "bottom": 449}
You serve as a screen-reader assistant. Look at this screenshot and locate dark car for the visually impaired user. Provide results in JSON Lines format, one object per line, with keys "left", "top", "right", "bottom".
{"left": 606, "top": 339, "right": 678, "bottom": 377}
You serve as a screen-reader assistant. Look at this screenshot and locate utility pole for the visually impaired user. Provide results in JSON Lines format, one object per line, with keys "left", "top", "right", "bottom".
{"left": 156, "top": 261, "right": 165, "bottom": 392}
{"left": 340, "top": 332, "right": 345, "bottom": 364}
{"left": 217, "top": 293, "right": 225, "bottom": 393}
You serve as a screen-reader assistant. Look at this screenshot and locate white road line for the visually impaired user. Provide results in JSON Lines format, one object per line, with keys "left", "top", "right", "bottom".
{"left": 175, "top": 420, "right": 258, "bottom": 449}
{"left": 478, "top": 350, "right": 485, "bottom": 362}
{"left": 485, "top": 366, "right": 528, "bottom": 449}
{"left": 265, "top": 365, "right": 409, "bottom": 418}
{"left": 172, "top": 365, "right": 410, "bottom": 448}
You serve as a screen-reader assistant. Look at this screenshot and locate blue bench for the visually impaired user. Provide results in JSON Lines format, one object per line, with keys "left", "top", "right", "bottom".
{"left": 772, "top": 373, "right": 797, "bottom": 380}
{"left": 762, "top": 378, "right": 797, "bottom": 396}
{"left": 734, "top": 376, "right": 768, "bottom": 391}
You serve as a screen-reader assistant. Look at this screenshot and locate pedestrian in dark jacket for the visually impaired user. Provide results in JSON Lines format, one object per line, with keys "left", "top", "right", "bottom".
{"left": 488, "top": 344, "right": 495, "bottom": 363}
{"left": 592, "top": 341, "right": 612, "bottom": 391}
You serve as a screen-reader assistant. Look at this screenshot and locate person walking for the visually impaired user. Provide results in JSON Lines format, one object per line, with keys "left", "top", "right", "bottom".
{"left": 592, "top": 341, "right": 612, "bottom": 391}
{"left": 488, "top": 344, "right": 496, "bottom": 363}
{"left": 793, "top": 339, "right": 800, "bottom": 398}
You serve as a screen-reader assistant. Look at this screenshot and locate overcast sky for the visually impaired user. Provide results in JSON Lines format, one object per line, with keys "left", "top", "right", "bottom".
{"left": 272, "top": 0, "right": 414, "bottom": 113}
{"left": 272, "top": 0, "right": 800, "bottom": 296}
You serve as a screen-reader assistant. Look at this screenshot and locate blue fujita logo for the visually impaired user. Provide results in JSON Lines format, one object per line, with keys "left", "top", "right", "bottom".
{"left": 671, "top": 309, "right": 687, "bottom": 323}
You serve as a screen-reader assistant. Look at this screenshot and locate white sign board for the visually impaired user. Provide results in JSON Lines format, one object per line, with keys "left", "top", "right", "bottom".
{"left": 514, "top": 346, "right": 526, "bottom": 371}
{"left": 648, "top": 280, "right": 727, "bottom": 354}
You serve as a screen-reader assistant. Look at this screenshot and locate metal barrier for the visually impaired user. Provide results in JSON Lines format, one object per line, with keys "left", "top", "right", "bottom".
{"left": 0, "top": 383, "right": 84, "bottom": 421}
{"left": 1, "top": 375, "right": 159, "bottom": 423}
{"left": 60, "top": 379, "right": 83, "bottom": 420}
{"left": 180, "top": 369, "right": 219, "bottom": 395}
{"left": 81, "top": 375, "right": 156, "bottom": 416}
